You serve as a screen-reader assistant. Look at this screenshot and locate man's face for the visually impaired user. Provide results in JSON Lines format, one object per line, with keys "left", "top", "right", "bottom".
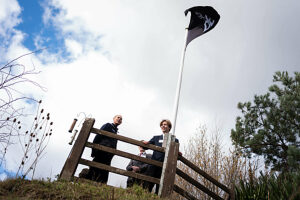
{"left": 138, "top": 146, "right": 145, "bottom": 152}
{"left": 160, "top": 121, "right": 170, "bottom": 133}
{"left": 113, "top": 115, "right": 122, "bottom": 126}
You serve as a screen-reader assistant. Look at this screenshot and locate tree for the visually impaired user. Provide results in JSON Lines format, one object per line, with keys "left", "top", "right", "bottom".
{"left": 0, "top": 51, "right": 54, "bottom": 179}
{"left": 231, "top": 71, "right": 300, "bottom": 173}
{"left": 0, "top": 51, "right": 45, "bottom": 145}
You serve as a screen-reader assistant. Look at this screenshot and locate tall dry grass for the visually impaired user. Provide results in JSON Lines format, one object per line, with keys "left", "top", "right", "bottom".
{"left": 173, "top": 125, "right": 262, "bottom": 199}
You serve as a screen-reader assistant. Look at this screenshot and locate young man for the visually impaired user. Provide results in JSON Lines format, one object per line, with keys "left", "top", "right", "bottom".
{"left": 87, "top": 115, "right": 122, "bottom": 183}
{"left": 143, "top": 119, "right": 179, "bottom": 194}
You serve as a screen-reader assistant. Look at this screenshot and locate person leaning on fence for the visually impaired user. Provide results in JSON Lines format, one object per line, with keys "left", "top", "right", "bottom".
{"left": 126, "top": 146, "right": 152, "bottom": 188}
{"left": 142, "top": 119, "right": 179, "bottom": 194}
{"left": 86, "top": 115, "right": 123, "bottom": 183}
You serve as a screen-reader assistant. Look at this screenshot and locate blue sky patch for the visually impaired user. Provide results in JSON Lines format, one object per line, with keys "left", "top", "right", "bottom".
{"left": 0, "top": 165, "right": 16, "bottom": 179}
{"left": 15, "top": 0, "right": 69, "bottom": 59}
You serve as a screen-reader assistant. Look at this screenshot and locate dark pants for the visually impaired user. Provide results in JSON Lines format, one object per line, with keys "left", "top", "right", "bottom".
{"left": 144, "top": 165, "right": 162, "bottom": 194}
{"left": 127, "top": 177, "right": 143, "bottom": 188}
{"left": 127, "top": 170, "right": 151, "bottom": 189}
{"left": 86, "top": 151, "right": 113, "bottom": 183}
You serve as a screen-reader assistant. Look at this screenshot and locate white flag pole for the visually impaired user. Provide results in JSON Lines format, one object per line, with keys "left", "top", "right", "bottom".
{"left": 171, "top": 28, "right": 188, "bottom": 136}
{"left": 158, "top": 28, "right": 189, "bottom": 196}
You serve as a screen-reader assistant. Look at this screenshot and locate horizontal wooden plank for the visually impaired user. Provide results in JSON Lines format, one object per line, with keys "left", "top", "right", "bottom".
{"left": 173, "top": 184, "right": 198, "bottom": 200}
{"left": 79, "top": 158, "right": 160, "bottom": 184}
{"left": 176, "top": 168, "right": 224, "bottom": 200}
{"left": 178, "top": 155, "right": 230, "bottom": 194}
{"left": 91, "top": 128, "right": 164, "bottom": 153}
{"left": 85, "top": 142, "right": 163, "bottom": 167}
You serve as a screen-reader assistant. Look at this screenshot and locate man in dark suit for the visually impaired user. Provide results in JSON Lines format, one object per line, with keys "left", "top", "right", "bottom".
{"left": 126, "top": 146, "right": 152, "bottom": 188}
{"left": 143, "top": 119, "right": 179, "bottom": 194}
{"left": 87, "top": 115, "right": 122, "bottom": 183}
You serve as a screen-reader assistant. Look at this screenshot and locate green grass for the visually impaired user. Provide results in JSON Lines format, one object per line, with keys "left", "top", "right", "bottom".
{"left": 0, "top": 178, "right": 164, "bottom": 200}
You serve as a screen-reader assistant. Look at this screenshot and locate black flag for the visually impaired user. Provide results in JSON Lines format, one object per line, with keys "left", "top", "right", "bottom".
{"left": 184, "top": 6, "right": 220, "bottom": 46}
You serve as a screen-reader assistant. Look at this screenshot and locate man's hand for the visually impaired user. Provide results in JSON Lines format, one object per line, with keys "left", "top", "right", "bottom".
{"left": 142, "top": 140, "right": 149, "bottom": 145}
{"left": 132, "top": 166, "right": 140, "bottom": 172}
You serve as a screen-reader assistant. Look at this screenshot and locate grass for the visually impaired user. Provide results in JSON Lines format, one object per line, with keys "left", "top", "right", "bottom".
{"left": 0, "top": 178, "right": 164, "bottom": 200}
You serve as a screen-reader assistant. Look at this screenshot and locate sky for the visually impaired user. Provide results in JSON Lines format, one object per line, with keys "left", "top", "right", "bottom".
{"left": 0, "top": 0, "right": 299, "bottom": 186}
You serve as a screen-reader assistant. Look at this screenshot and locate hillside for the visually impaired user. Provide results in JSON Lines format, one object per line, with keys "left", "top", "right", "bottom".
{"left": 0, "top": 178, "right": 164, "bottom": 200}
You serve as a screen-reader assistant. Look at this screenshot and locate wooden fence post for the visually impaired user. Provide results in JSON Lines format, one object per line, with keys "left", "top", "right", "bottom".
{"left": 60, "top": 118, "right": 95, "bottom": 180}
{"left": 229, "top": 188, "right": 235, "bottom": 200}
{"left": 159, "top": 139, "right": 179, "bottom": 198}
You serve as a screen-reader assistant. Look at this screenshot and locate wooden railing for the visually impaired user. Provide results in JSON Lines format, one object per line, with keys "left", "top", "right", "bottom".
{"left": 60, "top": 118, "right": 235, "bottom": 199}
{"left": 174, "top": 155, "right": 235, "bottom": 200}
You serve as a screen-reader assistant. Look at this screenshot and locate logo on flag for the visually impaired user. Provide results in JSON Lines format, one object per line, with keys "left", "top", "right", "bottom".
{"left": 184, "top": 6, "right": 220, "bottom": 46}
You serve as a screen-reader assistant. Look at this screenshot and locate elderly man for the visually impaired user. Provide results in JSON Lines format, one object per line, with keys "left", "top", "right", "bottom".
{"left": 143, "top": 119, "right": 179, "bottom": 194}
{"left": 87, "top": 115, "right": 122, "bottom": 183}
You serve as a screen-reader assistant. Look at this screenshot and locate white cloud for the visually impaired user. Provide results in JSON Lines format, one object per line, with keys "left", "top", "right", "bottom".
{"left": 64, "top": 39, "right": 83, "bottom": 58}
{"left": 0, "top": 173, "right": 7, "bottom": 181}
{"left": 0, "top": 0, "right": 21, "bottom": 37}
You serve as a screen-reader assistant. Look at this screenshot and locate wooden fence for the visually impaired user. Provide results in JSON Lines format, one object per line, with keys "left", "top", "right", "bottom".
{"left": 60, "top": 118, "right": 235, "bottom": 199}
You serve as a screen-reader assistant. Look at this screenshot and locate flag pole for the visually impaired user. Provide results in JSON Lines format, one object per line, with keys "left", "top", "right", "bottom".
{"left": 171, "top": 28, "right": 188, "bottom": 136}
{"left": 158, "top": 28, "right": 188, "bottom": 196}
{"left": 159, "top": 6, "right": 220, "bottom": 196}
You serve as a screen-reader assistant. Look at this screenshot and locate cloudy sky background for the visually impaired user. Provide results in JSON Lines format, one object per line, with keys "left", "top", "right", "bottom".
{"left": 0, "top": 0, "right": 299, "bottom": 186}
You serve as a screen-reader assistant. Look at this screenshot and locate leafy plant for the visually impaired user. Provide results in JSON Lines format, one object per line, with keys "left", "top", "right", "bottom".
{"left": 235, "top": 171, "right": 300, "bottom": 200}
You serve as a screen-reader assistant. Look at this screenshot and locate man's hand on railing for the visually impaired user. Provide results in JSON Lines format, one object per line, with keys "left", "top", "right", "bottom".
{"left": 142, "top": 140, "right": 149, "bottom": 145}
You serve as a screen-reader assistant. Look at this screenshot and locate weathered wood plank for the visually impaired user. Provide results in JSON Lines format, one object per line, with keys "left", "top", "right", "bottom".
{"left": 159, "top": 142, "right": 179, "bottom": 197}
{"left": 79, "top": 158, "right": 160, "bottom": 184}
{"left": 178, "top": 155, "right": 230, "bottom": 194}
{"left": 176, "top": 168, "right": 224, "bottom": 200}
{"left": 173, "top": 184, "right": 199, "bottom": 200}
{"left": 91, "top": 128, "right": 164, "bottom": 153}
{"left": 60, "top": 118, "right": 95, "bottom": 180}
{"left": 85, "top": 142, "right": 163, "bottom": 167}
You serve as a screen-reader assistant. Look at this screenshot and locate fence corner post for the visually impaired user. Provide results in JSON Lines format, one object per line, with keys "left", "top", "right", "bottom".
{"left": 59, "top": 118, "right": 95, "bottom": 181}
{"left": 159, "top": 137, "right": 179, "bottom": 198}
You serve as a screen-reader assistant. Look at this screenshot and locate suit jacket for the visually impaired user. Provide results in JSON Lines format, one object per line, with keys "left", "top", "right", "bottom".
{"left": 126, "top": 153, "right": 152, "bottom": 185}
{"left": 126, "top": 153, "right": 152, "bottom": 173}
{"left": 91, "top": 123, "right": 118, "bottom": 157}
{"left": 148, "top": 134, "right": 179, "bottom": 162}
